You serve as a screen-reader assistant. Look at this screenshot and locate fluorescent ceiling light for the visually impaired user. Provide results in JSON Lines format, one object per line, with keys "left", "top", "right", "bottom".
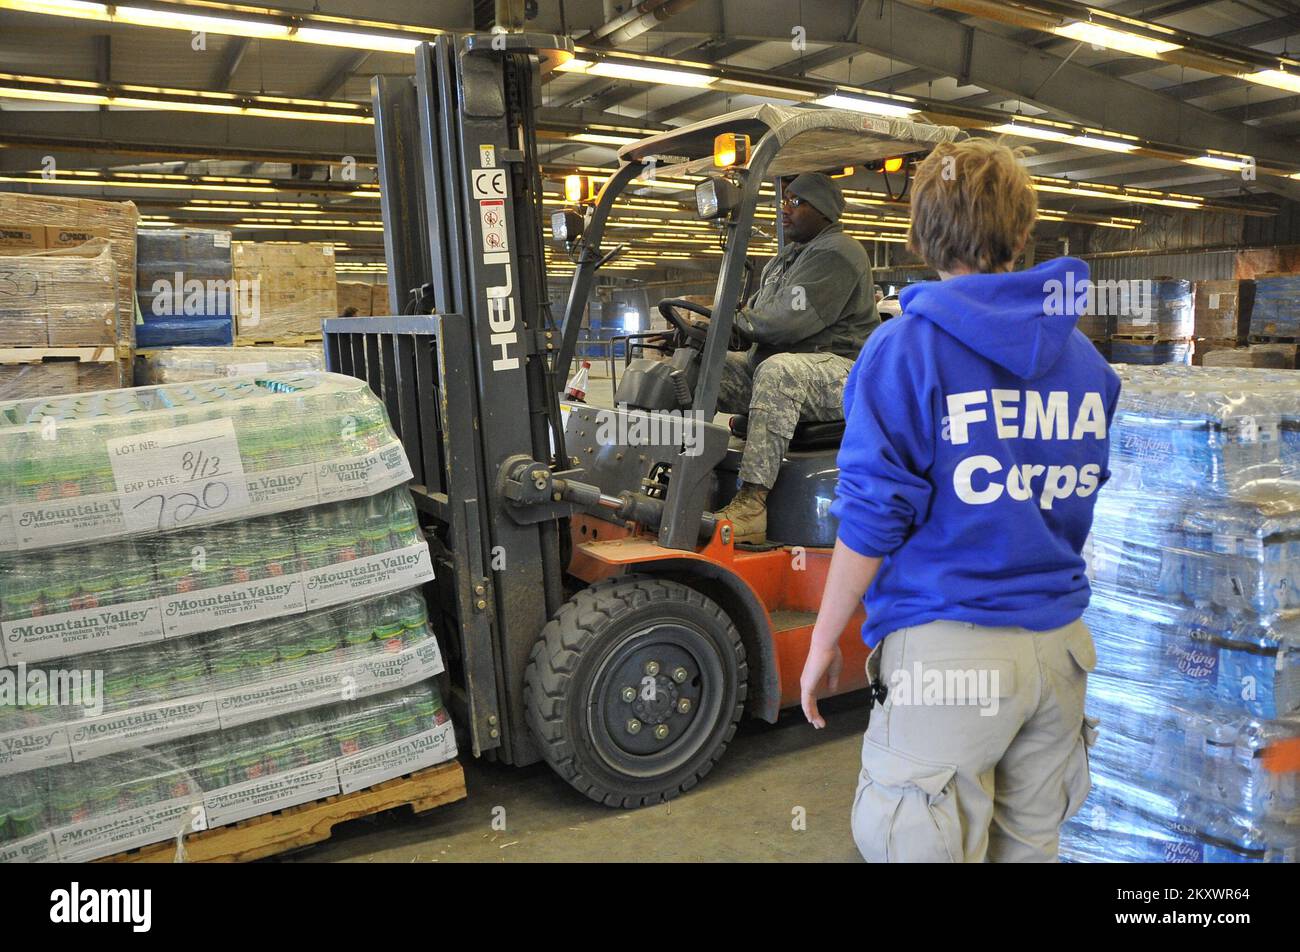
{"left": 234, "top": 223, "right": 383, "bottom": 232}
{"left": 0, "top": 82, "right": 369, "bottom": 123}
{"left": 989, "top": 122, "right": 1073, "bottom": 143}
{"left": 1068, "top": 135, "right": 1137, "bottom": 153}
{"left": 586, "top": 62, "right": 714, "bottom": 88}
{"left": 815, "top": 94, "right": 918, "bottom": 117}
{"left": 572, "top": 133, "right": 640, "bottom": 146}
{"left": 0, "top": 174, "right": 279, "bottom": 192}
{"left": 114, "top": 5, "right": 289, "bottom": 38}
{"left": 993, "top": 123, "right": 1137, "bottom": 153}
{"left": 713, "top": 78, "right": 818, "bottom": 101}
{"left": 4, "top": 0, "right": 106, "bottom": 18}
{"left": 556, "top": 58, "right": 593, "bottom": 73}
{"left": 1244, "top": 69, "right": 1300, "bottom": 93}
{"left": 1053, "top": 22, "right": 1181, "bottom": 58}
{"left": 1032, "top": 182, "right": 1201, "bottom": 209}
{"left": 0, "top": 1, "right": 437, "bottom": 53}
{"left": 1187, "top": 154, "right": 1249, "bottom": 172}
{"left": 293, "top": 27, "right": 420, "bottom": 54}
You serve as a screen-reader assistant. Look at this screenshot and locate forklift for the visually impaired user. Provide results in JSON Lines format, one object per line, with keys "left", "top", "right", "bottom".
{"left": 323, "top": 32, "right": 959, "bottom": 807}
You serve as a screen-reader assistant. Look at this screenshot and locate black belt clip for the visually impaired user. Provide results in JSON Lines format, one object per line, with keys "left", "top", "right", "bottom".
{"left": 869, "top": 678, "right": 888, "bottom": 708}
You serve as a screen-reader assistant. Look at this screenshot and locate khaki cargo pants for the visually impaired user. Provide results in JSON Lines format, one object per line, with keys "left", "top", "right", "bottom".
{"left": 851, "top": 618, "right": 1098, "bottom": 863}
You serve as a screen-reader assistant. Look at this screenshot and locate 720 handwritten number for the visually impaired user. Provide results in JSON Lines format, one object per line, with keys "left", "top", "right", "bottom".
{"left": 131, "top": 480, "right": 232, "bottom": 530}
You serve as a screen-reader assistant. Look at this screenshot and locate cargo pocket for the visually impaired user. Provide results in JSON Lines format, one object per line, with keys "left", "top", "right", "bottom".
{"left": 851, "top": 736, "right": 964, "bottom": 863}
{"left": 1064, "top": 623, "right": 1097, "bottom": 675}
{"left": 1062, "top": 715, "right": 1100, "bottom": 822}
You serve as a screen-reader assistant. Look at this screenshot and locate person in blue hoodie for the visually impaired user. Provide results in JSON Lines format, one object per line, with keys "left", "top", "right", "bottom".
{"left": 798, "top": 138, "right": 1121, "bottom": 863}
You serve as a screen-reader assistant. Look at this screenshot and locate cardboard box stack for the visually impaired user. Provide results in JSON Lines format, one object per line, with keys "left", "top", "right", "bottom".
{"left": 1192, "top": 279, "right": 1253, "bottom": 366}
{"left": 0, "top": 354, "right": 120, "bottom": 402}
{"left": 0, "top": 194, "right": 138, "bottom": 352}
{"left": 0, "top": 371, "right": 456, "bottom": 863}
{"left": 136, "top": 228, "right": 235, "bottom": 347}
{"left": 0, "top": 241, "right": 117, "bottom": 347}
{"left": 1061, "top": 365, "right": 1300, "bottom": 863}
{"left": 0, "top": 237, "right": 123, "bottom": 401}
{"left": 336, "top": 281, "right": 373, "bottom": 317}
{"left": 0, "top": 195, "right": 139, "bottom": 398}
{"left": 372, "top": 283, "right": 390, "bottom": 316}
{"left": 232, "top": 242, "right": 337, "bottom": 342}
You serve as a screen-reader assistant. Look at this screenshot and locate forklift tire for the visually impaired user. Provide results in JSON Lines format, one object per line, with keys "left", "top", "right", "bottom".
{"left": 525, "top": 576, "right": 748, "bottom": 808}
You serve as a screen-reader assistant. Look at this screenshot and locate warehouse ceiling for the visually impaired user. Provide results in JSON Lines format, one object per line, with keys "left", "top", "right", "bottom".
{"left": 2, "top": 0, "right": 1299, "bottom": 282}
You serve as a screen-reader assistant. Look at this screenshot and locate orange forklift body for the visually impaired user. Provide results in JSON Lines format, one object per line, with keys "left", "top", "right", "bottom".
{"left": 568, "top": 515, "right": 870, "bottom": 721}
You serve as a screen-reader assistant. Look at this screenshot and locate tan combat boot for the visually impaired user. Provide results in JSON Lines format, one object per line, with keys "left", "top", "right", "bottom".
{"left": 716, "top": 484, "right": 768, "bottom": 544}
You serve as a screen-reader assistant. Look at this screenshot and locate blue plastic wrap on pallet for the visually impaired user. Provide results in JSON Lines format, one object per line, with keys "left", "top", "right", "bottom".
{"left": 134, "top": 314, "right": 234, "bottom": 347}
{"left": 1249, "top": 275, "right": 1300, "bottom": 340}
{"left": 1061, "top": 366, "right": 1300, "bottom": 863}
{"left": 1110, "top": 339, "right": 1193, "bottom": 365}
{"left": 1115, "top": 278, "right": 1194, "bottom": 339}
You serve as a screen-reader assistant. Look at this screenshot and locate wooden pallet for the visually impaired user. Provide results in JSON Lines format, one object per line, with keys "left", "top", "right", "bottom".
{"left": 1248, "top": 335, "right": 1300, "bottom": 344}
{"left": 0, "top": 345, "right": 117, "bottom": 365}
{"left": 96, "top": 760, "right": 466, "bottom": 864}
{"left": 235, "top": 335, "right": 323, "bottom": 348}
{"left": 1108, "top": 335, "right": 1195, "bottom": 344}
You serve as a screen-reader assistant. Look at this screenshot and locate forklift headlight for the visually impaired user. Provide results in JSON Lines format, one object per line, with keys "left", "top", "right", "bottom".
{"left": 695, "top": 176, "right": 741, "bottom": 220}
{"left": 551, "top": 209, "right": 584, "bottom": 243}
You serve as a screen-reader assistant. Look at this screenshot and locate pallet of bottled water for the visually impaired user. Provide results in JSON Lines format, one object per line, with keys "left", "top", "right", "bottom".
{"left": 0, "top": 682, "right": 456, "bottom": 863}
{"left": 0, "top": 372, "right": 455, "bottom": 862}
{"left": 1063, "top": 365, "right": 1300, "bottom": 863}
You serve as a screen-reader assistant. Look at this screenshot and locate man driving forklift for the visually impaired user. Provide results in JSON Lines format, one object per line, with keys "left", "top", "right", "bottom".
{"left": 715, "top": 171, "right": 880, "bottom": 544}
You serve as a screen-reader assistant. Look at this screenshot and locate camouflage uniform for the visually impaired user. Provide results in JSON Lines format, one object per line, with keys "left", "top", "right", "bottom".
{"left": 718, "top": 350, "right": 856, "bottom": 489}
{"left": 718, "top": 221, "right": 878, "bottom": 491}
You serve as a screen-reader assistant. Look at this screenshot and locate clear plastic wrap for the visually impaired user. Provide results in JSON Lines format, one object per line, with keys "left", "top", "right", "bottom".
{"left": 0, "top": 193, "right": 139, "bottom": 348}
{"left": 1062, "top": 365, "right": 1300, "bottom": 863}
{"left": 0, "top": 371, "right": 412, "bottom": 553}
{"left": 336, "top": 282, "right": 373, "bottom": 317}
{"left": 0, "top": 485, "right": 434, "bottom": 664}
{"left": 0, "top": 240, "right": 119, "bottom": 347}
{"left": 1108, "top": 339, "right": 1192, "bottom": 365}
{"left": 0, "top": 356, "right": 122, "bottom": 402}
{"left": 232, "top": 242, "right": 337, "bottom": 341}
{"left": 1106, "top": 365, "right": 1300, "bottom": 498}
{"left": 0, "top": 587, "right": 443, "bottom": 776}
{"left": 1249, "top": 275, "right": 1300, "bottom": 339}
{"left": 136, "top": 229, "right": 237, "bottom": 348}
{"left": 135, "top": 346, "right": 324, "bottom": 385}
{"left": 1062, "top": 783, "right": 1297, "bottom": 863}
{"left": 1114, "top": 278, "right": 1193, "bottom": 339}
{"left": 0, "top": 681, "right": 455, "bottom": 863}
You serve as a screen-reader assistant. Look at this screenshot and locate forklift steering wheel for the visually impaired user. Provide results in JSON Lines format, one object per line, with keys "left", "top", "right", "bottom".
{"left": 657, "top": 299, "right": 713, "bottom": 343}
{"left": 657, "top": 298, "right": 754, "bottom": 350}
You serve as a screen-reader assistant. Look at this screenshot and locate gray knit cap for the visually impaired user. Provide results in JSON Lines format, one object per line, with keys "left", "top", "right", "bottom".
{"left": 786, "top": 172, "right": 846, "bottom": 223}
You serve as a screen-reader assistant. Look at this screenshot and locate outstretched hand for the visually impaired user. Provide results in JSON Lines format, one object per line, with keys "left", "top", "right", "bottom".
{"left": 800, "top": 642, "right": 843, "bottom": 729}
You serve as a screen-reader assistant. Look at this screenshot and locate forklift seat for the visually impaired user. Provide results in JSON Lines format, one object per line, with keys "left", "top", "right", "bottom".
{"left": 728, "top": 415, "right": 845, "bottom": 452}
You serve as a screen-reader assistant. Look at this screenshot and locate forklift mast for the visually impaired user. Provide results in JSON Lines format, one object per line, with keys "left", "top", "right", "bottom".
{"left": 324, "top": 33, "right": 573, "bottom": 766}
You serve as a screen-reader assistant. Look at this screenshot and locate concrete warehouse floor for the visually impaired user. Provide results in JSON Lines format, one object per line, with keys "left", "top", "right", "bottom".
{"left": 284, "top": 371, "right": 871, "bottom": 863}
{"left": 287, "top": 692, "right": 870, "bottom": 863}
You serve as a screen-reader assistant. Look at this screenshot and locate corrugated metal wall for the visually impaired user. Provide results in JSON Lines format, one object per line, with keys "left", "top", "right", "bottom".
{"left": 872, "top": 250, "right": 1241, "bottom": 286}
{"left": 1081, "top": 249, "right": 1238, "bottom": 282}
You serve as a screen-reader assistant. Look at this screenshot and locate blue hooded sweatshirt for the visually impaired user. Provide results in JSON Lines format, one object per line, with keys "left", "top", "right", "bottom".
{"left": 831, "top": 257, "right": 1121, "bottom": 648}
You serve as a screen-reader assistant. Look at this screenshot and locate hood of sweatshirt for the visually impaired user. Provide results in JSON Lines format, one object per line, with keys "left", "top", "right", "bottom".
{"left": 898, "top": 257, "right": 1089, "bottom": 380}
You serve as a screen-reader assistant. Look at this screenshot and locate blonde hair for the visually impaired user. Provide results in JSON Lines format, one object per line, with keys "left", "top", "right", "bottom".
{"left": 908, "top": 138, "right": 1037, "bottom": 274}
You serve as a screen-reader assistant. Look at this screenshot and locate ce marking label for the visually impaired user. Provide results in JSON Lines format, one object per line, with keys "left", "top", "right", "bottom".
{"left": 472, "top": 168, "right": 507, "bottom": 199}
